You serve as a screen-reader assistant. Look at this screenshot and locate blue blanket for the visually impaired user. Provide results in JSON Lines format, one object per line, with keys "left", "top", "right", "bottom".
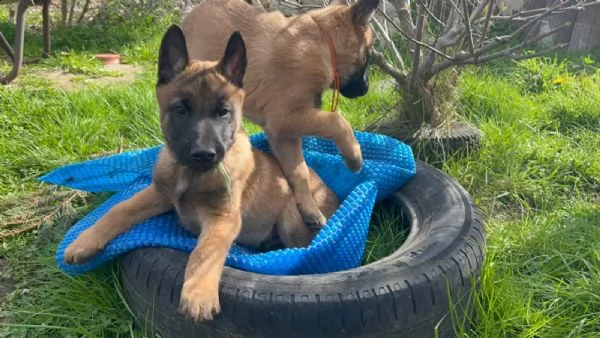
{"left": 41, "top": 132, "right": 416, "bottom": 276}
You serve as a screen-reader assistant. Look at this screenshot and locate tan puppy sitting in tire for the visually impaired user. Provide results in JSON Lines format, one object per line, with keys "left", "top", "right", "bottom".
{"left": 63, "top": 25, "right": 338, "bottom": 321}
{"left": 182, "top": 0, "right": 380, "bottom": 229}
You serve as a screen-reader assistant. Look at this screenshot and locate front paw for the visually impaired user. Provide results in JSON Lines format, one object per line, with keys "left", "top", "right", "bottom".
{"left": 179, "top": 279, "right": 220, "bottom": 321}
{"left": 299, "top": 206, "right": 327, "bottom": 230}
{"left": 343, "top": 144, "right": 363, "bottom": 173}
{"left": 63, "top": 229, "right": 103, "bottom": 264}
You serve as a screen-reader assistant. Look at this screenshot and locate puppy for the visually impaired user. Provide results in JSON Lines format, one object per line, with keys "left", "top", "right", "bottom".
{"left": 182, "top": 0, "right": 379, "bottom": 228}
{"left": 63, "top": 25, "right": 338, "bottom": 321}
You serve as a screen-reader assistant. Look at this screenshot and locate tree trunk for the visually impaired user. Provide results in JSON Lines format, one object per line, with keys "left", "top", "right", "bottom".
{"left": 401, "top": 82, "right": 444, "bottom": 130}
{"left": 61, "top": 0, "right": 68, "bottom": 26}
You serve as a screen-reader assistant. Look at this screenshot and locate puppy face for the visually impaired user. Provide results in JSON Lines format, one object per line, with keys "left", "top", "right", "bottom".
{"left": 320, "top": 0, "right": 379, "bottom": 98}
{"left": 155, "top": 25, "right": 247, "bottom": 172}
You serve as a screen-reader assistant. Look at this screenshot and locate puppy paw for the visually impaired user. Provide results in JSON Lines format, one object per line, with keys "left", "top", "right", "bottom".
{"left": 179, "top": 280, "right": 220, "bottom": 322}
{"left": 63, "top": 231, "right": 103, "bottom": 265}
{"left": 301, "top": 209, "right": 327, "bottom": 230}
{"left": 343, "top": 144, "right": 363, "bottom": 173}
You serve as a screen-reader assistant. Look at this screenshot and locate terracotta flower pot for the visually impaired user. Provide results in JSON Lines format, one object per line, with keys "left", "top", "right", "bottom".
{"left": 95, "top": 53, "right": 120, "bottom": 65}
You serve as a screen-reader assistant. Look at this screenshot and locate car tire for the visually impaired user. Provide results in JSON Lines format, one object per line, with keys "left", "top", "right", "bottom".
{"left": 120, "top": 160, "right": 485, "bottom": 338}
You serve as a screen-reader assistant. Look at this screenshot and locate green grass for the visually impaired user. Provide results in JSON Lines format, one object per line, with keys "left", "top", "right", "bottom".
{"left": 1, "top": 3, "right": 600, "bottom": 337}
{"left": 443, "top": 58, "right": 600, "bottom": 337}
{"left": 362, "top": 204, "right": 409, "bottom": 265}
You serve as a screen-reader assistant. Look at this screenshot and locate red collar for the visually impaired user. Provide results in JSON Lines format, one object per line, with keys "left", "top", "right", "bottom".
{"left": 314, "top": 21, "right": 340, "bottom": 112}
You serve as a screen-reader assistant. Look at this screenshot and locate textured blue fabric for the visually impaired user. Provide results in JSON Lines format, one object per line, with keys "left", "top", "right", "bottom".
{"left": 41, "top": 131, "right": 416, "bottom": 276}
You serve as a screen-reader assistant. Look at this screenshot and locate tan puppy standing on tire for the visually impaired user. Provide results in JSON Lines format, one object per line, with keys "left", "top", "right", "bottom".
{"left": 182, "top": 0, "right": 380, "bottom": 228}
{"left": 63, "top": 25, "right": 338, "bottom": 321}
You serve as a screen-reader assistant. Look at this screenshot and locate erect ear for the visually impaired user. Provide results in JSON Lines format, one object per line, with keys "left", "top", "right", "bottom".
{"left": 328, "top": 0, "right": 348, "bottom": 6}
{"left": 157, "top": 25, "right": 189, "bottom": 85}
{"left": 218, "top": 31, "right": 247, "bottom": 88}
{"left": 350, "top": 0, "right": 379, "bottom": 28}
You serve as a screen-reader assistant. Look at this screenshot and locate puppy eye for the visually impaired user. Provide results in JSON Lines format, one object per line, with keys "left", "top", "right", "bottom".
{"left": 171, "top": 103, "right": 187, "bottom": 115}
{"left": 217, "top": 106, "right": 231, "bottom": 117}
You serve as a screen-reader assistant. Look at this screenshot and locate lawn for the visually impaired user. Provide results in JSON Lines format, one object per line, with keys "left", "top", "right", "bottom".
{"left": 1, "top": 3, "right": 599, "bottom": 338}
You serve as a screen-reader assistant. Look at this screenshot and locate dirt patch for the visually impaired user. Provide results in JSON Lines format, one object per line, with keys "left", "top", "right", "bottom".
{"left": 27, "top": 63, "right": 145, "bottom": 91}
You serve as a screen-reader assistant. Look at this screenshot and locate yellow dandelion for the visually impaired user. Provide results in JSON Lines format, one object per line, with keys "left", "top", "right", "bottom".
{"left": 553, "top": 77, "right": 566, "bottom": 85}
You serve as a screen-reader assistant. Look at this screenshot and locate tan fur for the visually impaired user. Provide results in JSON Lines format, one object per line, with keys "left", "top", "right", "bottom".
{"left": 63, "top": 59, "right": 338, "bottom": 321}
{"left": 182, "top": 0, "right": 374, "bottom": 226}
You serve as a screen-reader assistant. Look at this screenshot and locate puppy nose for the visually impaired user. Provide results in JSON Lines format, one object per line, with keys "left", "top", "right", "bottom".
{"left": 191, "top": 148, "right": 216, "bottom": 162}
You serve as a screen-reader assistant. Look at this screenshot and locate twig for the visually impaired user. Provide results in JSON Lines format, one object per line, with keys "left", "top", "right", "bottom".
{"left": 513, "top": 1, "right": 599, "bottom": 17}
{"left": 428, "top": 0, "right": 576, "bottom": 78}
{"left": 0, "top": 190, "right": 87, "bottom": 240}
{"left": 434, "top": 7, "right": 465, "bottom": 50}
{"left": 523, "top": 21, "right": 572, "bottom": 46}
{"left": 426, "top": 21, "right": 572, "bottom": 78}
{"left": 76, "top": 0, "right": 91, "bottom": 24}
{"left": 60, "top": 0, "right": 68, "bottom": 26}
{"left": 416, "top": 0, "right": 444, "bottom": 26}
{"left": 279, "top": 0, "right": 321, "bottom": 9}
{"left": 389, "top": 0, "right": 416, "bottom": 38}
{"left": 371, "top": 17, "right": 406, "bottom": 70}
{"left": 370, "top": 49, "right": 408, "bottom": 87}
{"left": 376, "top": 8, "right": 455, "bottom": 60}
{"left": 511, "top": 43, "right": 567, "bottom": 60}
{"left": 409, "top": 3, "right": 426, "bottom": 90}
{"left": 474, "top": 0, "right": 599, "bottom": 25}
{"left": 448, "top": 0, "right": 466, "bottom": 21}
{"left": 469, "top": 0, "right": 489, "bottom": 23}
{"left": 478, "top": 0, "right": 494, "bottom": 47}
{"left": 67, "top": 0, "right": 76, "bottom": 26}
{"left": 420, "top": 6, "right": 463, "bottom": 72}
{"left": 461, "top": 0, "right": 475, "bottom": 55}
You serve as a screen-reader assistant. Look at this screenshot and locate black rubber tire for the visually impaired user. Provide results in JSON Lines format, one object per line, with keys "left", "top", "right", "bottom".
{"left": 120, "top": 160, "right": 485, "bottom": 338}
{"left": 403, "top": 122, "right": 483, "bottom": 158}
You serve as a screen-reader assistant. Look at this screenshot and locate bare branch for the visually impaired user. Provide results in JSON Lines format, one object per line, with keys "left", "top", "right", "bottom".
{"left": 371, "top": 17, "right": 406, "bottom": 70}
{"left": 67, "top": 0, "right": 76, "bottom": 26}
{"left": 511, "top": 43, "right": 567, "bottom": 61}
{"left": 389, "top": 0, "right": 416, "bottom": 38}
{"left": 417, "top": 0, "right": 444, "bottom": 26}
{"left": 448, "top": 0, "right": 466, "bottom": 21}
{"left": 477, "top": 0, "right": 575, "bottom": 53}
{"left": 420, "top": 6, "right": 464, "bottom": 74}
{"left": 279, "top": 0, "right": 321, "bottom": 9}
{"left": 76, "top": 0, "right": 92, "bottom": 24}
{"left": 409, "top": 3, "right": 426, "bottom": 89}
{"left": 515, "top": 1, "right": 599, "bottom": 17}
{"left": 376, "top": 8, "right": 456, "bottom": 60}
{"left": 427, "top": 21, "right": 573, "bottom": 79}
{"left": 478, "top": 0, "right": 494, "bottom": 47}
{"left": 370, "top": 49, "right": 409, "bottom": 88}
{"left": 525, "top": 21, "right": 572, "bottom": 45}
{"left": 427, "top": 0, "right": 577, "bottom": 74}
{"left": 60, "top": 0, "right": 68, "bottom": 26}
{"left": 474, "top": 0, "right": 600, "bottom": 25}
{"left": 469, "top": 0, "right": 489, "bottom": 23}
{"left": 461, "top": 0, "right": 475, "bottom": 55}
{"left": 435, "top": 7, "right": 465, "bottom": 50}
{"left": 455, "top": 42, "right": 567, "bottom": 65}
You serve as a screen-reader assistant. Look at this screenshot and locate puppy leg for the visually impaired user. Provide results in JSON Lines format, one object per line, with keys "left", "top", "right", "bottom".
{"left": 179, "top": 198, "right": 242, "bottom": 321}
{"left": 266, "top": 135, "right": 327, "bottom": 228}
{"left": 63, "top": 184, "right": 172, "bottom": 264}
{"left": 276, "top": 200, "right": 317, "bottom": 248}
{"left": 296, "top": 109, "right": 363, "bottom": 172}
